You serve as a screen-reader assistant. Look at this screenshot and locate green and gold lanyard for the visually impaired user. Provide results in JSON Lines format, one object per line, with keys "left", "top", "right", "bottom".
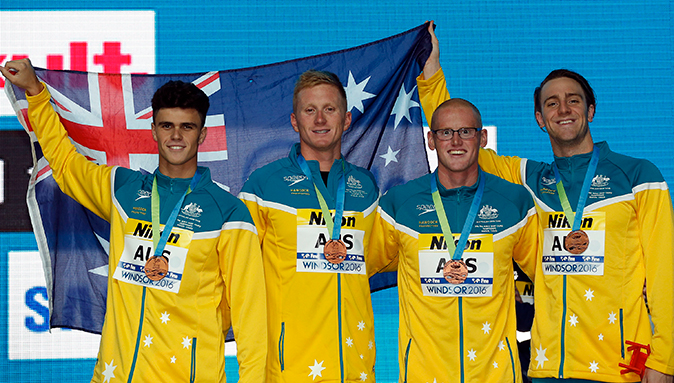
{"left": 297, "top": 154, "right": 348, "bottom": 264}
{"left": 430, "top": 169, "right": 485, "bottom": 283}
{"left": 144, "top": 170, "right": 201, "bottom": 281}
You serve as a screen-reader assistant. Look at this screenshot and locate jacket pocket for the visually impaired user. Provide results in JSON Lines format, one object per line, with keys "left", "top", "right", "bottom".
{"left": 505, "top": 337, "right": 516, "bottom": 382}
{"left": 279, "top": 322, "right": 285, "bottom": 371}
{"left": 190, "top": 337, "right": 197, "bottom": 383}
{"left": 619, "top": 309, "right": 625, "bottom": 358}
{"left": 403, "top": 338, "right": 412, "bottom": 383}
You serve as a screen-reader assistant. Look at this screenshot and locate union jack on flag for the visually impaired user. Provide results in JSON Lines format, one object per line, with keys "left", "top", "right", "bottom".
{"left": 5, "top": 23, "right": 432, "bottom": 334}
{"left": 22, "top": 71, "right": 227, "bottom": 176}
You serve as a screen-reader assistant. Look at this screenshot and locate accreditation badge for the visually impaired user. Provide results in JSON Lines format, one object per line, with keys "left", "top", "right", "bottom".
{"left": 542, "top": 211, "right": 605, "bottom": 275}
{"left": 112, "top": 218, "right": 193, "bottom": 293}
{"left": 418, "top": 233, "right": 494, "bottom": 297}
{"left": 295, "top": 209, "right": 366, "bottom": 274}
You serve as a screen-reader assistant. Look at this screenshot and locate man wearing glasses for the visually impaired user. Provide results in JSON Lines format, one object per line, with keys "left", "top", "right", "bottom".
{"left": 369, "top": 98, "right": 540, "bottom": 383}
{"left": 417, "top": 22, "right": 674, "bottom": 383}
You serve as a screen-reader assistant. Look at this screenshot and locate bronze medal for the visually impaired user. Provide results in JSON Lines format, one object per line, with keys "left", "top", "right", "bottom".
{"left": 324, "top": 239, "right": 347, "bottom": 264}
{"left": 443, "top": 259, "right": 468, "bottom": 284}
{"left": 145, "top": 255, "right": 169, "bottom": 281}
{"left": 564, "top": 230, "right": 589, "bottom": 254}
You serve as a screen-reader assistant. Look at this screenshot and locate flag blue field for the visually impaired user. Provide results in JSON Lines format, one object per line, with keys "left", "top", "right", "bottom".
{"left": 4, "top": 23, "right": 431, "bottom": 334}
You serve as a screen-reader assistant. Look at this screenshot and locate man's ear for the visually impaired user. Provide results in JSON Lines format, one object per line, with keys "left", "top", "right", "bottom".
{"left": 291, "top": 113, "right": 299, "bottom": 133}
{"left": 479, "top": 128, "right": 488, "bottom": 148}
{"left": 198, "top": 126, "right": 207, "bottom": 145}
{"left": 151, "top": 123, "right": 158, "bottom": 142}
{"left": 427, "top": 130, "right": 436, "bottom": 151}
{"left": 535, "top": 111, "right": 547, "bottom": 133}
{"left": 343, "top": 111, "right": 352, "bottom": 132}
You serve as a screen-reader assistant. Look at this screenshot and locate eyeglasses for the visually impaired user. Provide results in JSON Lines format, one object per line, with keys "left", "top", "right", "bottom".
{"left": 431, "top": 127, "right": 482, "bottom": 141}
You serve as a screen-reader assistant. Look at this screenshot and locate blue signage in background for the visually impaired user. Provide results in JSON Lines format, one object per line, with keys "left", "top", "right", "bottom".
{"left": 1, "top": 1, "right": 673, "bottom": 382}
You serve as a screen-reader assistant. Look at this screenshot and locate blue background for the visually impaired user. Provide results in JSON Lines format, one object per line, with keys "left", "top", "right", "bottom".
{"left": 1, "top": 1, "right": 673, "bottom": 381}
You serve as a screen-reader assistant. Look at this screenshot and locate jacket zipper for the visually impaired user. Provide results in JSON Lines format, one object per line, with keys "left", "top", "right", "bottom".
{"left": 459, "top": 297, "right": 465, "bottom": 383}
{"left": 338, "top": 274, "right": 345, "bottom": 383}
{"left": 558, "top": 275, "right": 568, "bottom": 378}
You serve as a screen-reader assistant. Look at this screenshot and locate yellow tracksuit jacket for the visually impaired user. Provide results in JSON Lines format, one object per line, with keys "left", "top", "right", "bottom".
{"left": 239, "top": 143, "right": 379, "bottom": 382}
{"left": 27, "top": 85, "right": 267, "bottom": 382}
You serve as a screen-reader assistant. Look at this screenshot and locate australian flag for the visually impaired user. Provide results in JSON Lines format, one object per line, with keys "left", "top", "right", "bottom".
{"left": 5, "top": 23, "right": 432, "bottom": 334}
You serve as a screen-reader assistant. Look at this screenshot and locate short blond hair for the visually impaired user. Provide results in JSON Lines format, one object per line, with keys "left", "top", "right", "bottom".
{"left": 293, "top": 70, "right": 347, "bottom": 112}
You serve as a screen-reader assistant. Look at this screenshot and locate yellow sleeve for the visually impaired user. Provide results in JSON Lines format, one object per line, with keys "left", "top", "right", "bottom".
{"left": 478, "top": 148, "right": 524, "bottom": 185}
{"left": 417, "top": 68, "right": 450, "bottom": 127}
{"left": 512, "top": 208, "right": 540, "bottom": 282}
{"left": 239, "top": 196, "right": 267, "bottom": 245}
{"left": 27, "top": 84, "right": 113, "bottom": 220}
{"left": 366, "top": 207, "right": 401, "bottom": 277}
{"left": 219, "top": 224, "right": 268, "bottom": 383}
{"left": 638, "top": 187, "right": 674, "bottom": 375}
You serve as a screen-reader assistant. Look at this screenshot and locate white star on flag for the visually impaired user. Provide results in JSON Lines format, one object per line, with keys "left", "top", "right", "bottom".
{"left": 344, "top": 71, "right": 375, "bottom": 114}
{"left": 584, "top": 289, "right": 594, "bottom": 301}
{"left": 182, "top": 336, "right": 192, "bottom": 349}
{"left": 308, "top": 360, "right": 326, "bottom": 381}
{"left": 598, "top": 333, "right": 604, "bottom": 341}
{"left": 380, "top": 146, "right": 400, "bottom": 166}
{"left": 170, "top": 356, "right": 176, "bottom": 364}
{"left": 569, "top": 314, "right": 579, "bottom": 327}
{"left": 535, "top": 345, "right": 548, "bottom": 368}
{"left": 346, "top": 337, "right": 354, "bottom": 347}
{"left": 360, "top": 354, "right": 364, "bottom": 359}
{"left": 498, "top": 340, "right": 506, "bottom": 351}
{"left": 143, "top": 334, "right": 153, "bottom": 347}
{"left": 589, "top": 361, "right": 599, "bottom": 373}
{"left": 467, "top": 349, "right": 477, "bottom": 361}
{"left": 357, "top": 321, "right": 365, "bottom": 331}
{"left": 160, "top": 311, "right": 170, "bottom": 324}
{"left": 608, "top": 311, "right": 617, "bottom": 324}
{"left": 390, "top": 83, "right": 419, "bottom": 130}
{"left": 360, "top": 371, "right": 368, "bottom": 381}
{"left": 482, "top": 321, "right": 492, "bottom": 334}
{"left": 102, "top": 359, "right": 117, "bottom": 383}
{"left": 368, "top": 340, "right": 374, "bottom": 350}
{"left": 493, "top": 361, "right": 498, "bottom": 368}
{"left": 89, "top": 232, "right": 111, "bottom": 277}
{"left": 89, "top": 264, "right": 109, "bottom": 277}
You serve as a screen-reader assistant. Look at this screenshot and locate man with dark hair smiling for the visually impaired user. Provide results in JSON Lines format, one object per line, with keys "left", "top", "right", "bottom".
{"left": 417, "top": 22, "right": 674, "bottom": 383}
{"left": 1, "top": 59, "right": 267, "bottom": 382}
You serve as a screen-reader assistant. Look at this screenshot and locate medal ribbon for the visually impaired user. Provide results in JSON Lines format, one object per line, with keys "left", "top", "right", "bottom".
{"left": 430, "top": 169, "right": 486, "bottom": 261}
{"left": 297, "top": 154, "right": 346, "bottom": 241}
{"left": 151, "top": 170, "right": 202, "bottom": 257}
{"left": 552, "top": 146, "right": 599, "bottom": 231}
